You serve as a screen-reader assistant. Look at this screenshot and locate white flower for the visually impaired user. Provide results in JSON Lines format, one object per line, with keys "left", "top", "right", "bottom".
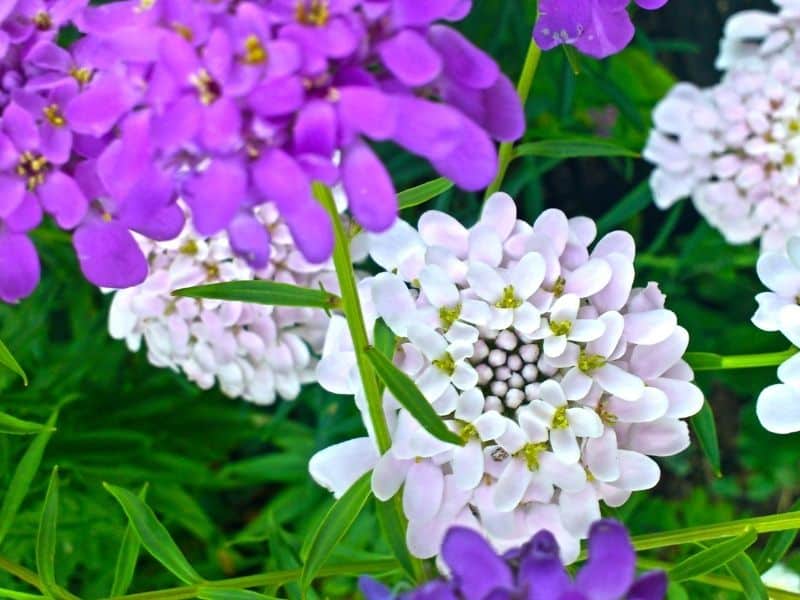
{"left": 108, "top": 204, "right": 335, "bottom": 405}
{"left": 309, "top": 193, "right": 703, "bottom": 563}
{"left": 763, "top": 563, "right": 800, "bottom": 593}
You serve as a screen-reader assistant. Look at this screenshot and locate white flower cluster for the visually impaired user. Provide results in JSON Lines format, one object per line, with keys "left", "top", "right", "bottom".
{"left": 753, "top": 235, "right": 800, "bottom": 433}
{"left": 108, "top": 205, "right": 337, "bottom": 405}
{"left": 309, "top": 193, "right": 703, "bottom": 562}
{"left": 644, "top": 0, "right": 800, "bottom": 251}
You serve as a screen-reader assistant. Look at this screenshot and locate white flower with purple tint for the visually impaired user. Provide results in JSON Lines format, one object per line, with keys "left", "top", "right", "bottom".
{"left": 309, "top": 192, "right": 703, "bottom": 562}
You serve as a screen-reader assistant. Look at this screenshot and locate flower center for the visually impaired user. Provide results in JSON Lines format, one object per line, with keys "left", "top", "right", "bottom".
{"left": 495, "top": 285, "right": 522, "bottom": 309}
{"left": 551, "top": 406, "right": 569, "bottom": 430}
{"left": 596, "top": 400, "right": 617, "bottom": 426}
{"left": 472, "top": 330, "right": 540, "bottom": 411}
{"left": 180, "top": 239, "right": 200, "bottom": 256}
{"left": 243, "top": 35, "right": 268, "bottom": 65}
{"left": 173, "top": 23, "right": 194, "bottom": 41}
{"left": 578, "top": 350, "right": 606, "bottom": 374}
{"left": 193, "top": 69, "right": 222, "bottom": 105}
{"left": 432, "top": 352, "right": 456, "bottom": 376}
{"left": 16, "top": 152, "right": 50, "bottom": 191}
{"left": 551, "top": 276, "right": 566, "bottom": 298}
{"left": 33, "top": 11, "right": 52, "bottom": 31}
{"left": 70, "top": 66, "right": 93, "bottom": 85}
{"left": 460, "top": 422, "right": 477, "bottom": 443}
{"left": 295, "top": 0, "right": 330, "bottom": 26}
{"left": 439, "top": 304, "right": 461, "bottom": 332}
{"left": 518, "top": 442, "right": 548, "bottom": 471}
{"left": 43, "top": 104, "right": 66, "bottom": 128}
{"left": 549, "top": 319, "right": 571, "bottom": 336}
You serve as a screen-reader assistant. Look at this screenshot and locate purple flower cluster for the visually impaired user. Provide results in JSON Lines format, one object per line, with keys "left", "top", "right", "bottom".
{"left": 360, "top": 520, "right": 666, "bottom": 600}
{"left": 533, "top": 0, "right": 669, "bottom": 59}
{"left": 0, "top": 0, "right": 524, "bottom": 304}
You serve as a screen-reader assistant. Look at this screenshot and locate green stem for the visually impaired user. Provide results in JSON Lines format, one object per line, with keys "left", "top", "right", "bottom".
{"left": 485, "top": 38, "right": 542, "bottom": 198}
{"left": 687, "top": 347, "right": 798, "bottom": 372}
{"left": 314, "top": 184, "right": 391, "bottom": 453}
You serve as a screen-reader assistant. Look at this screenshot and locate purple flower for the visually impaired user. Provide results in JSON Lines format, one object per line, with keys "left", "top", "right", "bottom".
{"left": 533, "top": 0, "right": 669, "bottom": 59}
{"left": 360, "top": 520, "right": 667, "bottom": 600}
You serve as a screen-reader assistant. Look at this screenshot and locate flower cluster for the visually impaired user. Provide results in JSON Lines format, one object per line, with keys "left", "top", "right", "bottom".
{"left": 752, "top": 235, "right": 800, "bottom": 433}
{"left": 108, "top": 204, "right": 336, "bottom": 405}
{"left": 533, "top": 0, "right": 669, "bottom": 59}
{"left": 310, "top": 192, "right": 703, "bottom": 561}
{"left": 644, "top": 1, "right": 800, "bottom": 252}
{"left": 361, "top": 520, "right": 667, "bottom": 600}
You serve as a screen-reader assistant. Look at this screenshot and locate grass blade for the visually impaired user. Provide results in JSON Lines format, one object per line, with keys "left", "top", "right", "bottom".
{"left": 512, "top": 138, "right": 638, "bottom": 160}
{"left": 173, "top": 281, "right": 340, "bottom": 310}
{"left": 0, "top": 338, "right": 27, "bottom": 385}
{"left": 0, "top": 410, "right": 59, "bottom": 545}
{"left": 397, "top": 178, "right": 454, "bottom": 210}
{"left": 364, "top": 347, "right": 463, "bottom": 447}
{"left": 36, "top": 468, "right": 60, "bottom": 598}
{"left": 110, "top": 484, "right": 149, "bottom": 596}
{"left": 596, "top": 180, "right": 651, "bottom": 234}
{"left": 0, "top": 412, "right": 52, "bottom": 436}
{"left": 690, "top": 400, "right": 722, "bottom": 477}
{"left": 104, "top": 483, "right": 204, "bottom": 584}
{"left": 300, "top": 472, "right": 372, "bottom": 590}
{"left": 756, "top": 499, "right": 800, "bottom": 573}
{"left": 375, "top": 497, "right": 422, "bottom": 582}
{"left": 725, "top": 552, "right": 769, "bottom": 600}
{"left": 198, "top": 589, "right": 280, "bottom": 600}
{"left": 0, "top": 590, "right": 45, "bottom": 600}
{"left": 669, "top": 529, "right": 758, "bottom": 582}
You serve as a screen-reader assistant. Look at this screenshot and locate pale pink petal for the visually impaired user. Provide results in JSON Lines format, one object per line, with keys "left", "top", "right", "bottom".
{"left": 467, "top": 262, "right": 504, "bottom": 302}
{"left": 607, "top": 387, "right": 669, "bottom": 422}
{"left": 629, "top": 327, "right": 690, "bottom": 380}
{"left": 480, "top": 192, "right": 517, "bottom": 240}
{"left": 624, "top": 310, "right": 678, "bottom": 345}
{"left": 419, "top": 264, "right": 459, "bottom": 308}
{"left": 564, "top": 259, "right": 612, "bottom": 297}
{"left": 596, "top": 363, "right": 645, "bottom": 402}
{"left": 585, "top": 429, "right": 620, "bottom": 482}
{"left": 418, "top": 210, "right": 469, "bottom": 256}
{"left": 757, "top": 384, "right": 800, "bottom": 434}
{"left": 309, "top": 438, "right": 378, "bottom": 498}
{"left": 468, "top": 225, "right": 503, "bottom": 267}
{"left": 566, "top": 407, "right": 603, "bottom": 437}
{"left": 509, "top": 252, "right": 546, "bottom": 299}
{"left": 452, "top": 439, "right": 485, "bottom": 490}
{"left": 559, "top": 486, "right": 601, "bottom": 538}
{"left": 550, "top": 428, "right": 580, "bottom": 463}
{"left": 612, "top": 451, "right": 661, "bottom": 491}
{"left": 372, "top": 452, "right": 412, "bottom": 500}
{"left": 626, "top": 419, "right": 690, "bottom": 456}
{"left": 403, "top": 460, "right": 445, "bottom": 522}
{"left": 494, "top": 459, "right": 532, "bottom": 512}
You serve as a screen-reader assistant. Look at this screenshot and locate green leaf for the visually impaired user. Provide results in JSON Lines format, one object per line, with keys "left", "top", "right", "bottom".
{"left": 0, "top": 412, "right": 52, "bottom": 436}
{"left": 596, "top": 180, "right": 651, "bottom": 234}
{"left": 397, "top": 178, "right": 453, "bottom": 210}
{"left": 110, "top": 484, "right": 149, "bottom": 596}
{"left": 375, "top": 497, "right": 420, "bottom": 582}
{"left": 364, "top": 347, "right": 463, "bottom": 447}
{"left": 756, "top": 499, "right": 800, "bottom": 573}
{"left": 725, "top": 552, "right": 769, "bottom": 600}
{"left": 173, "top": 281, "right": 340, "bottom": 310}
{"left": 669, "top": 529, "right": 758, "bottom": 582}
{"left": 36, "top": 467, "right": 60, "bottom": 599}
{"left": 218, "top": 454, "right": 309, "bottom": 485}
{"left": 0, "top": 337, "right": 27, "bottom": 385}
{"left": 684, "top": 352, "right": 723, "bottom": 371}
{"left": 513, "top": 138, "right": 638, "bottom": 161}
{"left": 300, "top": 472, "right": 372, "bottom": 590}
{"left": 373, "top": 319, "right": 396, "bottom": 361}
{"left": 0, "top": 410, "right": 58, "bottom": 545}
{"left": 690, "top": 400, "right": 722, "bottom": 477}
{"left": 0, "top": 590, "right": 45, "bottom": 600}
{"left": 198, "top": 589, "right": 280, "bottom": 600}
{"left": 104, "top": 483, "right": 204, "bottom": 584}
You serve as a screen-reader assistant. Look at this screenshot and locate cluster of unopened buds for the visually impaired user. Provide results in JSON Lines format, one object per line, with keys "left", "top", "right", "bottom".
{"left": 310, "top": 192, "right": 703, "bottom": 561}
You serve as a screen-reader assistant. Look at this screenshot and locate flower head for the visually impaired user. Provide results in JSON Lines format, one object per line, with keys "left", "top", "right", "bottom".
{"left": 310, "top": 193, "right": 703, "bottom": 561}
{"left": 360, "top": 519, "right": 667, "bottom": 600}
{"left": 108, "top": 203, "right": 336, "bottom": 405}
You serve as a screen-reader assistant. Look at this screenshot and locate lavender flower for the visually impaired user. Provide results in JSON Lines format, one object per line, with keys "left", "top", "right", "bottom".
{"left": 360, "top": 519, "right": 667, "bottom": 600}
{"left": 533, "top": 0, "right": 669, "bottom": 59}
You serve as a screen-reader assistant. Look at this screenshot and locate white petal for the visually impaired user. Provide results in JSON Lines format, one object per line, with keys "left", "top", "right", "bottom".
{"left": 779, "top": 354, "right": 800, "bottom": 385}
{"left": 317, "top": 352, "right": 357, "bottom": 395}
{"left": 433, "top": 385, "right": 459, "bottom": 415}
{"left": 529, "top": 400, "right": 557, "bottom": 425}
{"left": 566, "top": 407, "right": 603, "bottom": 437}
{"left": 403, "top": 461, "right": 445, "bottom": 522}
{"left": 456, "top": 388, "right": 484, "bottom": 421}
{"left": 540, "top": 379, "right": 567, "bottom": 407}
{"left": 595, "top": 363, "right": 645, "bottom": 402}
{"left": 460, "top": 299, "right": 491, "bottom": 325}
{"left": 467, "top": 262, "right": 505, "bottom": 302}
{"left": 752, "top": 292, "right": 787, "bottom": 332}
{"left": 489, "top": 307, "right": 515, "bottom": 330}
{"left": 419, "top": 264, "right": 460, "bottom": 308}
{"left": 561, "top": 367, "right": 593, "bottom": 401}
{"left": 452, "top": 361, "right": 479, "bottom": 390}
{"left": 540, "top": 452, "right": 587, "bottom": 492}
{"left": 309, "top": 438, "right": 379, "bottom": 498}
{"left": 629, "top": 326, "right": 690, "bottom": 380}
{"left": 559, "top": 486, "right": 601, "bottom": 538}
{"left": 550, "top": 428, "right": 580, "bottom": 463}
{"left": 788, "top": 236, "right": 800, "bottom": 269}
{"left": 623, "top": 309, "right": 678, "bottom": 345}
{"left": 509, "top": 252, "right": 546, "bottom": 299}
{"left": 543, "top": 334, "right": 568, "bottom": 358}
{"left": 757, "top": 384, "right": 800, "bottom": 434}
{"left": 585, "top": 429, "right": 620, "bottom": 482}
{"left": 372, "top": 273, "right": 416, "bottom": 336}
{"left": 569, "top": 319, "right": 606, "bottom": 343}
{"left": 517, "top": 408, "right": 549, "bottom": 442}
{"left": 452, "top": 440, "right": 485, "bottom": 490}
{"left": 513, "top": 303, "right": 541, "bottom": 335}
{"left": 607, "top": 386, "right": 669, "bottom": 422}
{"left": 416, "top": 365, "right": 452, "bottom": 401}
{"left": 626, "top": 419, "right": 690, "bottom": 456}
{"left": 493, "top": 459, "right": 532, "bottom": 512}
{"left": 407, "top": 323, "right": 448, "bottom": 360}
{"left": 496, "top": 421, "right": 527, "bottom": 454}
{"left": 369, "top": 220, "right": 424, "bottom": 273}
{"left": 480, "top": 192, "right": 517, "bottom": 240}
{"left": 532, "top": 209, "right": 569, "bottom": 254}
{"left": 778, "top": 305, "right": 800, "bottom": 348}
{"left": 757, "top": 251, "right": 800, "bottom": 297}
{"left": 474, "top": 411, "right": 508, "bottom": 440}
{"left": 445, "top": 321, "right": 479, "bottom": 344}
{"left": 612, "top": 451, "right": 661, "bottom": 491}
{"left": 468, "top": 225, "right": 503, "bottom": 267}
{"left": 372, "top": 452, "right": 412, "bottom": 501}
{"left": 587, "top": 311, "right": 625, "bottom": 359}
{"left": 650, "top": 377, "right": 704, "bottom": 419}
{"left": 564, "top": 259, "right": 612, "bottom": 297}
{"left": 418, "top": 210, "right": 469, "bottom": 256}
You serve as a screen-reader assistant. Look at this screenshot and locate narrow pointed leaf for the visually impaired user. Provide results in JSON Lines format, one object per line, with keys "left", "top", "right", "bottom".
{"left": 669, "top": 529, "right": 758, "bottom": 582}
{"left": 0, "top": 410, "right": 59, "bottom": 545}
{"left": 375, "top": 497, "right": 421, "bottom": 582}
{"left": 596, "top": 180, "right": 651, "bottom": 234}
{"left": 0, "top": 412, "right": 52, "bottom": 435}
{"left": 690, "top": 400, "right": 722, "bottom": 477}
{"left": 0, "top": 590, "right": 46, "bottom": 600}
{"left": 104, "top": 483, "right": 204, "bottom": 584}
{"left": 725, "top": 552, "right": 769, "bottom": 600}
{"left": 110, "top": 484, "right": 149, "bottom": 596}
{"left": 36, "top": 468, "right": 60, "bottom": 598}
{"left": 198, "top": 589, "right": 281, "bottom": 600}
{"left": 365, "top": 347, "right": 463, "bottom": 446}
{"left": 397, "top": 178, "right": 453, "bottom": 210}
{"left": 756, "top": 499, "right": 800, "bottom": 573}
{"left": 513, "top": 138, "right": 638, "bottom": 160}
{"left": 373, "top": 319, "right": 396, "bottom": 361}
{"left": 0, "top": 338, "right": 27, "bottom": 385}
{"left": 173, "top": 281, "right": 340, "bottom": 310}
{"left": 300, "top": 472, "right": 372, "bottom": 590}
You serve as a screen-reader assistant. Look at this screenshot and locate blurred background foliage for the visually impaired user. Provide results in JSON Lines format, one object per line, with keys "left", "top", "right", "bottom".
{"left": 1, "top": 0, "right": 796, "bottom": 598}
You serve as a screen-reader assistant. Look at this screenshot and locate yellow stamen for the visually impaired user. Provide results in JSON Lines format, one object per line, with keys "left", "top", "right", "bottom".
{"left": 439, "top": 304, "right": 461, "bottom": 332}
{"left": 578, "top": 350, "right": 606, "bottom": 374}
{"left": 551, "top": 406, "right": 569, "bottom": 430}
{"left": 295, "top": 0, "right": 330, "bottom": 26}
{"left": 172, "top": 23, "right": 194, "bottom": 41}
{"left": 43, "top": 104, "right": 65, "bottom": 128}
{"left": 518, "top": 442, "right": 549, "bottom": 471}
{"left": 193, "top": 69, "right": 221, "bottom": 105}
{"left": 33, "top": 12, "right": 52, "bottom": 31}
{"left": 495, "top": 285, "right": 522, "bottom": 309}
{"left": 180, "top": 240, "right": 199, "bottom": 256}
{"left": 549, "top": 319, "right": 571, "bottom": 336}
{"left": 15, "top": 152, "right": 50, "bottom": 191}
{"left": 243, "top": 35, "right": 268, "bottom": 65}
{"left": 70, "top": 66, "right": 93, "bottom": 85}
{"left": 432, "top": 352, "right": 456, "bottom": 376}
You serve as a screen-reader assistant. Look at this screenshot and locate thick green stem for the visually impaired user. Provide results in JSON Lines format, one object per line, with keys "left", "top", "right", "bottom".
{"left": 314, "top": 184, "right": 391, "bottom": 453}
{"left": 485, "top": 38, "right": 542, "bottom": 198}
{"left": 687, "top": 347, "right": 798, "bottom": 372}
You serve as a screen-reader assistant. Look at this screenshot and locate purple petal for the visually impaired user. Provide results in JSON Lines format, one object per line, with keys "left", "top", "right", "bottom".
{"left": 116, "top": 167, "right": 175, "bottom": 232}
{"left": 519, "top": 530, "right": 571, "bottom": 600}
{"left": 25, "top": 41, "right": 72, "bottom": 75}
{"left": 37, "top": 171, "right": 88, "bottom": 229}
{"left": 227, "top": 212, "right": 271, "bottom": 269}
{"left": 132, "top": 202, "right": 185, "bottom": 241}
{"left": 430, "top": 115, "right": 497, "bottom": 190}
{"left": 40, "top": 124, "right": 72, "bottom": 165}
{"left": 152, "top": 94, "right": 202, "bottom": 151}
{"left": 635, "top": 0, "right": 668, "bottom": 8}
{"left": 481, "top": 74, "right": 525, "bottom": 141}
{"left": 284, "top": 201, "right": 334, "bottom": 264}
{"left": 200, "top": 96, "right": 242, "bottom": 151}
{"left": 0, "top": 233, "right": 40, "bottom": 303}
{"left": 391, "top": 96, "right": 462, "bottom": 159}
{"left": 159, "top": 32, "right": 200, "bottom": 84}
{"left": 3, "top": 103, "right": 39, "bottom": 150}
{"left": 440, "top": 527, "right": 512, "bottom": 600}
{"left": 358, "top": 577, "right": 393, "bottom": 600}
{"left": 627, "top": 571, "right": 668, "bottom": 600}
{"left": 97, "top": 112, "right": 152, "bottom": 201}
{"left": 378, "top": 29, "right": 442, "bottom": 87}
{"left": 0, "top": 175, "right": 26, "bottom": 218}
{"left": 204, "top": 28, "right": 233, "bottom": 83}
{"left": 574, "top": 2, "right": 635, "bottom": 59}
{"left": 65, "top": 74, "right": 138, "bottom": 137}
{"left": 184, "top": 160, "right": 246, "bottom": 236}
{"left": 5, "top": 193, "right": 42, "bottom": 233}
{"left": 337, "top": 86, "right": 397, "bottom": 141}
{"left": 341, "top": 141, "right": 397, "bottom": 232}
{"left": 73, "top": 220, "right": 148, "bottom": 288}
{"left": 391, "top": 0, "right": 462, "bottom": 26}
{"left": 575, "top": 520, "right": 636, "bottom": 600}
{"left": 247, "top": 76, "right": 305, "bottom": 116}
{"left": 428, "top": 25, "right": 499, "bottom": 89}
{"left": 534, "top": 0, "right": 592, "bottom": 51}
{"left": 294, "top": 99, "right": 337, "bottom": 157}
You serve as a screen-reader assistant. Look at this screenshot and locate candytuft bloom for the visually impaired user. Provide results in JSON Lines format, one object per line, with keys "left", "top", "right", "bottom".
{"left": 533, "top": 0, "right": 669, "bottom": 59}
{"left": 752, "top": 235, "right": 800, "bottom": 433}
{"left": 108, "top": 205, "right": 336, "bottom": 405}
{"left": 310, "top": 193, "right": 703, "bottom": 561}
{"left": 360, "top": 519, "right": 667, "bottom": 600}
